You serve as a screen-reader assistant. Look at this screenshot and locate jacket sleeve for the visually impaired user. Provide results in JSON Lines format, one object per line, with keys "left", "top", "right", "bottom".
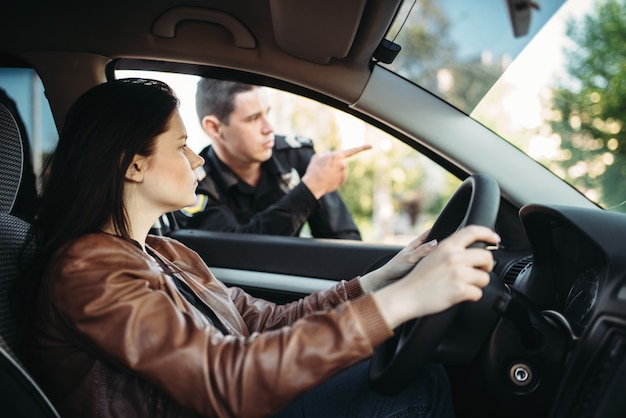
{"left": 228, "top": 277, "right": 365, "bottom": 333}
{"left": 155, "top": 235, "right": 366, "bottom": 333}
{"left": 47, "top": 241, "right": 392, "bottom": 418}
{"left": 176, "top": 181, "right": 320, "bottom": 236}
{"left": 307, "top": 190, "right": 362, "bottom": 240}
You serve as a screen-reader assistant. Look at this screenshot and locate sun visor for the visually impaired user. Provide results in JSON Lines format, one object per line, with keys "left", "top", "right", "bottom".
{"left": 269, "top": 0, "right": 367, "bottom": 64}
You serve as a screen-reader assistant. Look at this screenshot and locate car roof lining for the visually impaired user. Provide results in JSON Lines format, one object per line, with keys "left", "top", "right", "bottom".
{"left": 0, "top": 0, "right": 401, "bottom": 106}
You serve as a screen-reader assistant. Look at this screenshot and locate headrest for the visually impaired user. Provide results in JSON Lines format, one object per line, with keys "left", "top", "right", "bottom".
{"left": 0, "top": 103, "right": 23, "bottom": 214}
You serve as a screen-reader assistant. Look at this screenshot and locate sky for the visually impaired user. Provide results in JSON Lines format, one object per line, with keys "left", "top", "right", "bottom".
{"left": 477, "top": 0, "right": 597, "bottom": 128}
{"left": 439, "top": 0, "right": 567, "bottom": 60}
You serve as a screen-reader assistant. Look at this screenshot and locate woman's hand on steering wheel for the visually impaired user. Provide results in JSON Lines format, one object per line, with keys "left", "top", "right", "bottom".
{"left": 359, "top": 229, "right": 436, "bottom": 293}
{"left": 373, "top": 225, "right": 500, "bottom": 330}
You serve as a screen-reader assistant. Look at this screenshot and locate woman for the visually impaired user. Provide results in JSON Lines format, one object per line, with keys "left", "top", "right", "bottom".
{"left": 26, "top": 78, "right": 499, "bottom": 417}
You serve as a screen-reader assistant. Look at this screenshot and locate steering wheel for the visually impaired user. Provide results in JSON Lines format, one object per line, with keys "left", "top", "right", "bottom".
{"left": 368, "top": 173, "right": 500, "bottom": 395}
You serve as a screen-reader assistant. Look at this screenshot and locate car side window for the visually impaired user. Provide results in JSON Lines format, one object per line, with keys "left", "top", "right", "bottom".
{"left": 116, "top": 70, "right": 460, "bottom": 245}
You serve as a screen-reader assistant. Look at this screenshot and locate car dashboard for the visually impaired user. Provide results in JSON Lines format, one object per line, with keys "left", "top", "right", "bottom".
{"left": 516, "top": 204, "right": 609, "bottom": 337}
{"left": 488, "top": 203, "right": 626, "bottom": 417}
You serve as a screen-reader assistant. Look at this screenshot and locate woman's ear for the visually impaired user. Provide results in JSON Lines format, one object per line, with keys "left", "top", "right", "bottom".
{"left": 125, "top": 155, "right": 147, "bottom": 182}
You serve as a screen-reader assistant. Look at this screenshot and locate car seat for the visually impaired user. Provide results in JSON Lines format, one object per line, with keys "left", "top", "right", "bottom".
{"left": 0, "top": 102, "right": 60, "bottom": 417}
{"left": 0, "top": 87, "right": 38, "bottom": 223}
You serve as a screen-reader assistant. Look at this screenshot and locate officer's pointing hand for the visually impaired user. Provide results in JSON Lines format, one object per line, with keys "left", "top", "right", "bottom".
{"left": 302, "top": 145, "right": 372, "bottom": 199}
{"left": 338, "top": 145, "right": 373, "bottom": 158}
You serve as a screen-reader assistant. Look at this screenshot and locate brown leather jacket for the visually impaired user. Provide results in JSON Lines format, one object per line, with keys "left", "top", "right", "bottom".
{"left": 27, "top": 233, "right": 392, "bottom": 418}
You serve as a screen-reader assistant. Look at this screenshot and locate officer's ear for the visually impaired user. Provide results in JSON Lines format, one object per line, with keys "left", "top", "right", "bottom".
{"left": 201, "top": 115, "right": 222, "bottom": 140}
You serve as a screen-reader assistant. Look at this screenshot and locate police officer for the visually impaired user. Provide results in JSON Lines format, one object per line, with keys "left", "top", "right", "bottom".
{"left": 175, "top": 79, "right": 370, "bottom": 239}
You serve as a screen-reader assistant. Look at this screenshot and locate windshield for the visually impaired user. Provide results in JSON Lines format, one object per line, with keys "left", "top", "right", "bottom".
{"left": 382, "top": 0, "right": 626, "bottom": 213}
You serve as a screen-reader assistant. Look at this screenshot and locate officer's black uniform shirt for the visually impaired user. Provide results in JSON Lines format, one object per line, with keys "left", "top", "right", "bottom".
{"left": 175, "top": 135, "right": 361, "bottom": 240}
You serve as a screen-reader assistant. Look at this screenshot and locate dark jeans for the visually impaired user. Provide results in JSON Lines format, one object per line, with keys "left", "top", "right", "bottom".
{"left": 272, "top": 361, "right": 454, "bottom": 418}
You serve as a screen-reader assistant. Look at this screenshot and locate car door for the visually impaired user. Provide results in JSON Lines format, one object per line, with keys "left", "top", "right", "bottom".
{"left": 168, "top": 228, "right": 401, "bottom": 303}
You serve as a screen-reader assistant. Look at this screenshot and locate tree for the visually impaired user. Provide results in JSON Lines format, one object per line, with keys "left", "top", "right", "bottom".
{"left": 547, "top": 0, "right": 626, "bottom": 210}
{"left": 387, "top": 0, "right": 456, "bottom": 97}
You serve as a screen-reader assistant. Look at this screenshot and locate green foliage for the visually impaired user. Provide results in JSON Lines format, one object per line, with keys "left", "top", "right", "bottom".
{"left": 387, "top": 0, "right": 456, "bottom": 96}
{"left": 547, "top": 0, "right": 626, "bottom": 210}
{"left": 444, "top": 59, "right": 505, "bottom": 114}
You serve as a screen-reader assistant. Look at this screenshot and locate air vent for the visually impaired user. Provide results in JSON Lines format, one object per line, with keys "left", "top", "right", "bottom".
{"left": 503, "top": 255, "right": 533, "bottom": 286}
{"left": 571, "top": 331, "right": 626, "bottom": 416}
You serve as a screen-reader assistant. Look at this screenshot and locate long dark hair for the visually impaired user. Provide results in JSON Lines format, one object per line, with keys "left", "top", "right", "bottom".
{"left": 36, "top": 78, "right": 179, "bottom": 256}
{"left": 15, "top": 78, "right": 178, "bottom": 332}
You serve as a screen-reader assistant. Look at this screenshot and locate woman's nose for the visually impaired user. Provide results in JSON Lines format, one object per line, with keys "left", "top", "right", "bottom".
{"left": 188, "top": 148, "right": 205, "bottom": 169}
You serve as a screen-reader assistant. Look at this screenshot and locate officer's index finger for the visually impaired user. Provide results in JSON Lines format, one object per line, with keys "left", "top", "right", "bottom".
{"left": 338, "top": 145, "right": 373, "bottom": 158}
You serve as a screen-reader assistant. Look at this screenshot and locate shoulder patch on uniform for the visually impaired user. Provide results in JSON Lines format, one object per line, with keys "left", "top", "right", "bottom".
{"left": 179, "top": 194, "right": 209, "bottom": 217}
{"left": 275, "top": 134, "right": 314, "bottom": 150}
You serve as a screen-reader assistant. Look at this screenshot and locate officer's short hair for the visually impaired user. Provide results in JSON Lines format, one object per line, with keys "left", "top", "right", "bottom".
{"left": 196, "top": 79, "right": 255, "bottom": 125}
